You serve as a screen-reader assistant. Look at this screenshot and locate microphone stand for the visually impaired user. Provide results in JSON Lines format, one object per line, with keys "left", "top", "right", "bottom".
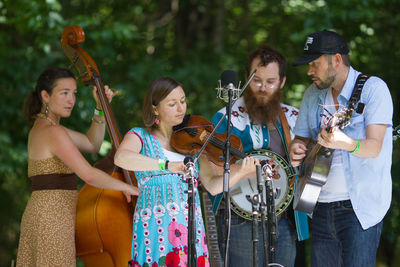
{"left": 222, "top": 88, "right": 234, "bottom": 267}
{"left": 187, "top": 69, "right": 257, "bottom": 267}
{"left": 257, "top": 164, "right": 268, "bottom": 267}
{"left": 246, "top": 193, "right": 260, "bottom": 267}
{"left": 263, "top": 164, "right": 277, "bottom": 265}
{"left": 184, "top": 156, "right": 197, "bottom": 267}
{"left": 245, "top": 163, "right": 268, "bottom": 267}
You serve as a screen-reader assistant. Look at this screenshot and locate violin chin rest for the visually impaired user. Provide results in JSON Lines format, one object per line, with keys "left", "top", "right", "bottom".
{"left": 173, "top": 114, "right": 191, "bottom": 132}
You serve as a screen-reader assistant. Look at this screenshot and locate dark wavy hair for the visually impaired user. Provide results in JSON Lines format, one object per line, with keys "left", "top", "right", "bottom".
{"left": 142, "top": 77, "right": 182, "bottom": 129}
{"left": 23, "top": 67, "right": 75, "bottom": 125}
{"left": 245, "top": 44, "right": 286, "bottom": 82}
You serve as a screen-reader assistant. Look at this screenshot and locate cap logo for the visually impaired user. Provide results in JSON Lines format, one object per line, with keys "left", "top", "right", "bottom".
{"left": 304, "top": 37, "right": 313, "bottom": 51}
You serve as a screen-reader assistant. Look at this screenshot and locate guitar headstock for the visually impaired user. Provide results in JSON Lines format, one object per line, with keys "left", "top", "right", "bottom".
{"left": 326, "top": 107, "right": 353, "bottom": 133}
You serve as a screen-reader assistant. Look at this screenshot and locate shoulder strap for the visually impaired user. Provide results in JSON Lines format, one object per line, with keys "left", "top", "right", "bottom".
{"left": 279, "top": 108, "right": 292, "bottom": 147}
{"left": 348, "top": 74, "right": 369, "bottom": 114}
{"left": 278, "top": 109, "right": 297, "bottom": 185}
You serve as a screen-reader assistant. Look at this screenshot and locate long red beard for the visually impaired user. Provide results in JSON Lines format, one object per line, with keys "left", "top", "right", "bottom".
{"left": 243, "top": 89, "right": 282, "bottom": 124}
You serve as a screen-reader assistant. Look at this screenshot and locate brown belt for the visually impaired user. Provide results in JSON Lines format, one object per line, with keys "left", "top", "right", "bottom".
{"left": 30, "top": 173, "right": 77, "bottom": 191}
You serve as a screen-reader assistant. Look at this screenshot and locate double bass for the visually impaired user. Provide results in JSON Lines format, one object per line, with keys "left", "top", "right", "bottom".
{"left": 61, "top": 25, "right": 137, "bottom": 266}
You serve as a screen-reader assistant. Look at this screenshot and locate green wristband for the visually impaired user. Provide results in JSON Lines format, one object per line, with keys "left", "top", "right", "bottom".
{"left": 350, "top": 140, "right": 360, "bottom": 154}
{"left": 158, "top": 159, "right": 166, "bottom": 170}
{"left": 94, "top": 108, "right": 104, "bottom": 116}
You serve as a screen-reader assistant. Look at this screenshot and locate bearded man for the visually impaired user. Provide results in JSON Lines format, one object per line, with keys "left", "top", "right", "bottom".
{"left": 210, "top": 44, "right": 309, "bottom": 267}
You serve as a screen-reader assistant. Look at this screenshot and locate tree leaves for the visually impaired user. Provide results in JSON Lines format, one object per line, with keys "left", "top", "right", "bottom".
{"left": 1, "top": 0, "right": 399, "bottom": 264}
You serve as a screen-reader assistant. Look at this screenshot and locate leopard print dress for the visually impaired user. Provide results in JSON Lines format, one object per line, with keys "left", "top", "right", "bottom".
{"left": 16, "top": 156, "right": 78, "bottom": 267}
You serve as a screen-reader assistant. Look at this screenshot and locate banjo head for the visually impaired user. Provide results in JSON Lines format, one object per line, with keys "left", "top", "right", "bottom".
{"left": 230, "top": 150, "right": 295, "bottom": 221}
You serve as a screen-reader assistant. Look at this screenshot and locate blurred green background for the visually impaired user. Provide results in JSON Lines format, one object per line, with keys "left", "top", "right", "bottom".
{"left": 1, "top": 0, "right": 399, "bottom": 266}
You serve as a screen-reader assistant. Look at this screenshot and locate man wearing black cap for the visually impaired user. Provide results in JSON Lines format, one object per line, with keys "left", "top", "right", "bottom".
{"left": 289, "top": 29, "right": 393, "bottom": 266}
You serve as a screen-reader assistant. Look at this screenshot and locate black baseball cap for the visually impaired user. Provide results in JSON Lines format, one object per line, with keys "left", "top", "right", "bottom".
{"left": 292, "top": 30, "right": 349, "bottom": 66}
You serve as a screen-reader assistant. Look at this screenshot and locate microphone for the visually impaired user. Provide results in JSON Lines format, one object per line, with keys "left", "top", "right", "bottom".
{"left": 260, "top": 160, "right": 273, "bottom": 178}
{"left": 216, "top": 70, "right": 241, "bottom": 102}
{"left": 184, "top": 156, "right": 195, "bottom": 177}
{"left": 260, "top": 160, "right": 280, "bottom": 199}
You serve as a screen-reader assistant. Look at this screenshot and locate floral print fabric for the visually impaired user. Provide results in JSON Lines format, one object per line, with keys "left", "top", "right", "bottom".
{"left": 128, "top": 128, "right": 209, "bottom": 267}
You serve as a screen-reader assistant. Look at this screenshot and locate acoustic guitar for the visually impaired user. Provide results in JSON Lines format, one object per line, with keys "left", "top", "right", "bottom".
{"left": 293, "top": 107, "right": 353, "bottom": 214}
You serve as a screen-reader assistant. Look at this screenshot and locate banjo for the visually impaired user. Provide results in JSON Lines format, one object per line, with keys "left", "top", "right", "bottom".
{"left": 229, "top": 149, "right": 296, "bottom": 221}
{"left": 228, "top": 109, "right": 298, "bottom": 221}
{"left": 171, "top": 114, "right": 296, "bottom": 221}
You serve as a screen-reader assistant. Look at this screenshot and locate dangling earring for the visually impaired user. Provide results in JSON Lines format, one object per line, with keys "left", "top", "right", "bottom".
{"left": 154, "top": 117, "right": 160, "bottom": 125}
{"left": 45, "top": 104, "right": 49, "bottom": 117}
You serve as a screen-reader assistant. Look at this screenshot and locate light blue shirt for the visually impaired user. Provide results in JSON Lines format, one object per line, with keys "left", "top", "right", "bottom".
{"left": 294, "top": 66, "right": 393, "bottom": 230}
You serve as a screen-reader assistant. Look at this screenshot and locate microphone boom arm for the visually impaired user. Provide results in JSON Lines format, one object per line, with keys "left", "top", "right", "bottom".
{"left": 192, "top": 69, "right": 257, "bottom": 164}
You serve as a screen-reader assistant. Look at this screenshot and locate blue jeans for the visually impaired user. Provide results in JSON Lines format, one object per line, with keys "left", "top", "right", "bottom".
{"left": 311, "top": 200, "right": 382, "bottom": 267}
{"left": 217, "top": 211, "right": 296, "bottom": 267}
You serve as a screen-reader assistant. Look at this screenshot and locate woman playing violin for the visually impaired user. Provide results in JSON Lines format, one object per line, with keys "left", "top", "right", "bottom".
{"left": 17, "top": 67, "right": 139, "bottom": 266}
{"left": 114, "top": 77, "right": 258, "bottom": 267}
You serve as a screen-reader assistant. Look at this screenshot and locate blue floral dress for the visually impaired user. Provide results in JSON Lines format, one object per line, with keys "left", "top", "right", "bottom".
{"left": 128, "top": 127, "right": 209, "bottom": 267}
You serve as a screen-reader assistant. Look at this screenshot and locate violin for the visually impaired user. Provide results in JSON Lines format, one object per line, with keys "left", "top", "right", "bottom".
{"left": 61, "top": 25, "right": 137, "bottom": 267}
{"left": 171, "top": 114, "right": 244, "bottom": 166}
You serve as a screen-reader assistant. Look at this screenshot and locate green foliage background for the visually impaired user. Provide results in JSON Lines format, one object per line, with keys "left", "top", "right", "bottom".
{"left": 1, "top": 0, "right": 399, "bottom": 266}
